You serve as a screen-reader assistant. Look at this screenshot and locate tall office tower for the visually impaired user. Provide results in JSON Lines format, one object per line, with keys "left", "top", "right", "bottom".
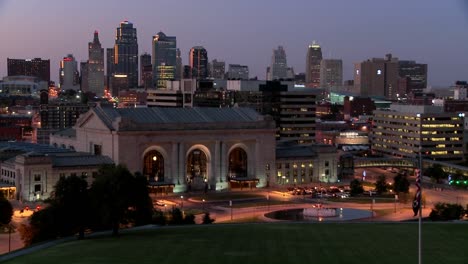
{"left": 183, "top": 65, "right": 192, "bottom": 79}
{"left": 140, "top": 52, "right": 151, "bottom": 86}
{"left": 7, "top": 58, "right": 51, "bottom": 82}
{"left": 80, "top": 61, "right": 89, "bottom": 92}
{"left": 320, "top": 59, "right": 343, "bottom": 90}
{"left": 114, "top": 20, "right": 138, "bottom": 88}
{"left": 305, "top": 42, "right": 322, "bottom": 87}
{"left": 152, "top": 32, "right": 177, "bottom": 88}
{"left": 189, "top": 46, "right": 208, "bottom": 79}
{"left": 88, "top": 31, "right": 105, "bottom": 96}
{"left": 227, "top": 64, "right": 249, "bottom": 80}
{"left": 176, "top": 48, "right": 182, "bottom": 80}
{"left": 268, "top": 46, "right": 288, "bottom": 80}
{"left": 59, "top": 54, "right": 80, "bottom": 91}
{"left": 398, "top": 60, "right": 427, "bottom": 94}
{"left": 354, "top": 54, "right": 399, "bottom": 99}
{"left": 106, "top": 48, "right": 115, "bottom": 85}
{"left": 211, "top": 59, "right": 225, "bottom": 79}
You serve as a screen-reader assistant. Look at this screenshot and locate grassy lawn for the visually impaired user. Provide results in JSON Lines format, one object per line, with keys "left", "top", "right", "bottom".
{"left": 4, "top": 223, "right": 467, "bottom": 264}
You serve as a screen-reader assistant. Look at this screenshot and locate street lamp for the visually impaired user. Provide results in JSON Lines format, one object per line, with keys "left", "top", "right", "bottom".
{"left": 202, "top": 199, "right": 206, "bottom": 212}
{"left": 180, "top": 195, "right": 184, "bottom": 210}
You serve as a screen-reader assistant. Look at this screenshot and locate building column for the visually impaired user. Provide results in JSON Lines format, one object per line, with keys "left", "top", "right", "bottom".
{"left": 174, "top": 142, "right": 186, "bottom": 193}
{"left": 255, "top": 139, "right": 266, "bottom": 187}
{"left": 171, "top": 142, "right": 178, "bottom": 184}
{"left": 217, "top": 141, "right": 228, "bottom": 191}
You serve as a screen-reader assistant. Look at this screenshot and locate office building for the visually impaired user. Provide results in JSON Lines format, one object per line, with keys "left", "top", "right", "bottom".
{"left": 176, "top": 48, "right": 182, "bottom": 80}
{"left": 189, "top": 46, "right": 208, "bottom": 79}
{"left": 372, "top": 104, "right": 464, "bottom": 162}
{"left": 140, "top": 53, "right": 152, "bottom": 88}
{"left": 88, "top": 31, "right": 105, "bottom": 97}
{"left": 227, "top": 64, "right": 249, "bottom": 80}
{"left": 320, "top": 59, "right": 343, "bottom": 90}
{"left": 398, "top": 60, "right": 428, "bottom": 94}
{"left": 305, "top": 42, "right": 322, "bottom": 88}
{"left": 114, "top": 20, "right": 138, "bottom": 88}
{"left": 7, "top": 58, "right": 50, "bottom": 82}
{"left": 106, "top": 48, "right": 115, "bottom": 85}
{"left": 354, "top": 54, "right": 399, "bottom": 99}
{"left": 80, "top": 61, "right": 89, "bottom": 92}
{"left": 59, "top": 54, "right": 80, "bottom": 91}
{"left": 109, "top": 74, "right": 129, "bottom": 97}
{"left": 268, "top": 46, "right": 288, "bottom": 80}
{"left": 210, "top": 59, "right": 225, "bottom": 79}
{"left": 152, "top": 32, "right": 177, "bottom": 88}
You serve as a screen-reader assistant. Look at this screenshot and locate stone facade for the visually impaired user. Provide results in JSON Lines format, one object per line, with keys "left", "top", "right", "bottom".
{"left": 50, "top": 106, "right": 277, "bottom": 192}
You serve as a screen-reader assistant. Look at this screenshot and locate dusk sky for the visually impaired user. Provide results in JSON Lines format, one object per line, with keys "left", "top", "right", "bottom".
{"left": 0, "top": 0, "right": 467, "bottom": 86}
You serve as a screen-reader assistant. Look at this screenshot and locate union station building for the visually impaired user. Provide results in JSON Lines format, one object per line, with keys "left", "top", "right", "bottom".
{"left": 50, "top": 106, "right": 277, "bottom": 192}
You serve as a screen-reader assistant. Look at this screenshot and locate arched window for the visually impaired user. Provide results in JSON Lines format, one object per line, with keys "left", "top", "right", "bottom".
{"left": 229, "top": 148, "right": 247, "bottom": 178}
{"left": 143, "top": 150, "right": 164, "bottom": 182}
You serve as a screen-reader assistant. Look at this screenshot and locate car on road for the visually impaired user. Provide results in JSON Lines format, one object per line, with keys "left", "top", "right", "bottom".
{"left": 155, "top": 200, "right": 166, "bottom": 206}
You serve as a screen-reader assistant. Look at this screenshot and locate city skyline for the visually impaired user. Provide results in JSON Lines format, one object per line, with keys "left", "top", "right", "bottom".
{"left": 0, "top": 0, "right": 467, "bottom": 86}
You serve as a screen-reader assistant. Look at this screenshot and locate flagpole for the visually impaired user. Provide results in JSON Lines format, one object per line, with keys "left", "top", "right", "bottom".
{"left": 418, "top": 132, "right": 422, "bottom": 264}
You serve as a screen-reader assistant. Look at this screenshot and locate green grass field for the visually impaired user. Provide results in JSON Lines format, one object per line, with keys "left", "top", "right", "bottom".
{"left": 4, "top": 223, "right": 467, "bottom": 264}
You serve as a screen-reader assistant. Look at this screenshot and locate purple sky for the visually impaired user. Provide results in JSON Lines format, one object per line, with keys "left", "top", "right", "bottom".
{"left": 0, "top": 0, "right": 467, "bottom": 86}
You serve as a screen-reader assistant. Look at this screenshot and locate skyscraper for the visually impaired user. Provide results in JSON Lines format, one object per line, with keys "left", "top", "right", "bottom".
{"left": 59, "top": 54, "right": 79, "bottom": 91}
{"left": 88, "top": 31, "right": 104, "bottom": 96}
{"left": 354, "top": 54, "right": 399, "bottom": 99}
{"left": 320, "top": 59, "right": 343, "bottom": 90}
{"left": 114, "top": 20, "right": 138, "bottom": 88}
{"left": 189, "top": 46, "right": 208, "bottom": 79}
{"left": 211, "top": 59, "right": 225, "bottom": 79}
{"left": 268, "top": 46, "right": 288, "bottom": 80}
{"left": 176, "top": 48, "right": 182, "bottom": 80}
{"left": 80, "top": 61, "right": 89, "bottom": 92}
{"left": 227, "top": 64, "right": 249, "bottom": 80}
{"left": 7, "top": 58, "right": 50, "bottom": 82}
{"left": 106, "top": 48, "right": 115, "bottom": 86}
{"left": 305, "top": 42, "right": 322, "bottom": 87}
{"left": 152, "top": 32, "right": 177, "bottom": 88}
{"left": 398, "top": 61, "right": 428, "bottom": 94}
{"left": 140, "top": 53, "right": 152, "bottom": 88}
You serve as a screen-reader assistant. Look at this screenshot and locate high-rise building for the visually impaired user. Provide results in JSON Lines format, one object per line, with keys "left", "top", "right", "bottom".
{"left": 210, "top": 59, "right": 225, "bottom": 79}
{"left": 183, "top": 65, "right": 192, "bottom": 79}
{"left": 189, "top": 46, "right": 208, "bottom": 79}
{"left": 372, "top": 104, "right": 464, "bottom": 162}
{"left": 227, "top": 64, "right": 249, "bottom": 80}
{"left": 268, "top": 46, "right": 288, "bottom": 80}
{"left": 59, "top": 54, "right": 79, "bottom": 91}
{"left": 305, "top": 42, "right": 322, "bottom": 88}
{"left": 176, "top": 48, "right": 182, "bottom": 80}
{"left": 140, "top": 53, "right": 152, "bottom": 87}
{"left": 106, "top": 48, "right": 115, "bottom": 85}
{"left": 88, "top": 31, "right": 104, "bottom": 96}
{"left": 152, "top": 32, "right": 177, "bottom": 88}
{"left": 7, "top": 58, "right": 50, "bottom": 82}
{"left": 398, "top": 60, "right": 428, "bottom": 94}
{"left": 114, "top": 20, "right": 138, "bottom": 88}
{"left": 80, "top": 61, "right": 89, "bottom": 92}
{"left": 354, "top": 54, "right": 399, "bottom": 99}
{"left": 320, "top": 59, "right": 343, "bottom": 90}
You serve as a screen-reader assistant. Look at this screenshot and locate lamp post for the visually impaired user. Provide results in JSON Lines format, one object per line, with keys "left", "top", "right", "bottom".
{"left": 417, "top": 113, "right": 423, "bottom": 264}
{"left": 202, "top": 199, "right": 205, "bottom": 212}
{"left": 180, "top": 195, "right": 184, "bottom": 210}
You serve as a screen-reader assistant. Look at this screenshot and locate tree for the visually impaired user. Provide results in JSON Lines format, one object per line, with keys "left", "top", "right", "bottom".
{"left": 52, "top": 175, "right": 90, "bottom": 239}
{"left": 375, "top": 175, "right": 388, "bottom": 194}
{"left": 202, "top": 212, "right": 215, "bottom": 224}
{"left": 429, "top": 203, "right": 464, "bottom": 221}
{"left": 393, "top": 174, "right": 410, "bottom": 194}
{"left": 424, "top": 164, "right": 446, "bottom": 184}
{"left": 0, "top": 192, "right": 13, "bottom": 225}
{"left": 349, "top": 179, "right": 364, "bottom": 196}
{"left": 90, "top": 164, "right": 153, "bottom": 236}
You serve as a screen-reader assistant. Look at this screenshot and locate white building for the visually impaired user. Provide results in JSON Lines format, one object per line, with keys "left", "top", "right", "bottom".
{"left": 50, "top": 106, "right": 277, "bottom": 192}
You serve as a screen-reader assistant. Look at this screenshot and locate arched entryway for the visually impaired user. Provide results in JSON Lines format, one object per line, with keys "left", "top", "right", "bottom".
{"left": 143, "top": 150, "right": 164, "bottom": 182}
{"left": 186, "top": 148, "right": 208, "bottom": 190}
{"left": 228, "top": 147, "right": 248, "bottom": 178}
